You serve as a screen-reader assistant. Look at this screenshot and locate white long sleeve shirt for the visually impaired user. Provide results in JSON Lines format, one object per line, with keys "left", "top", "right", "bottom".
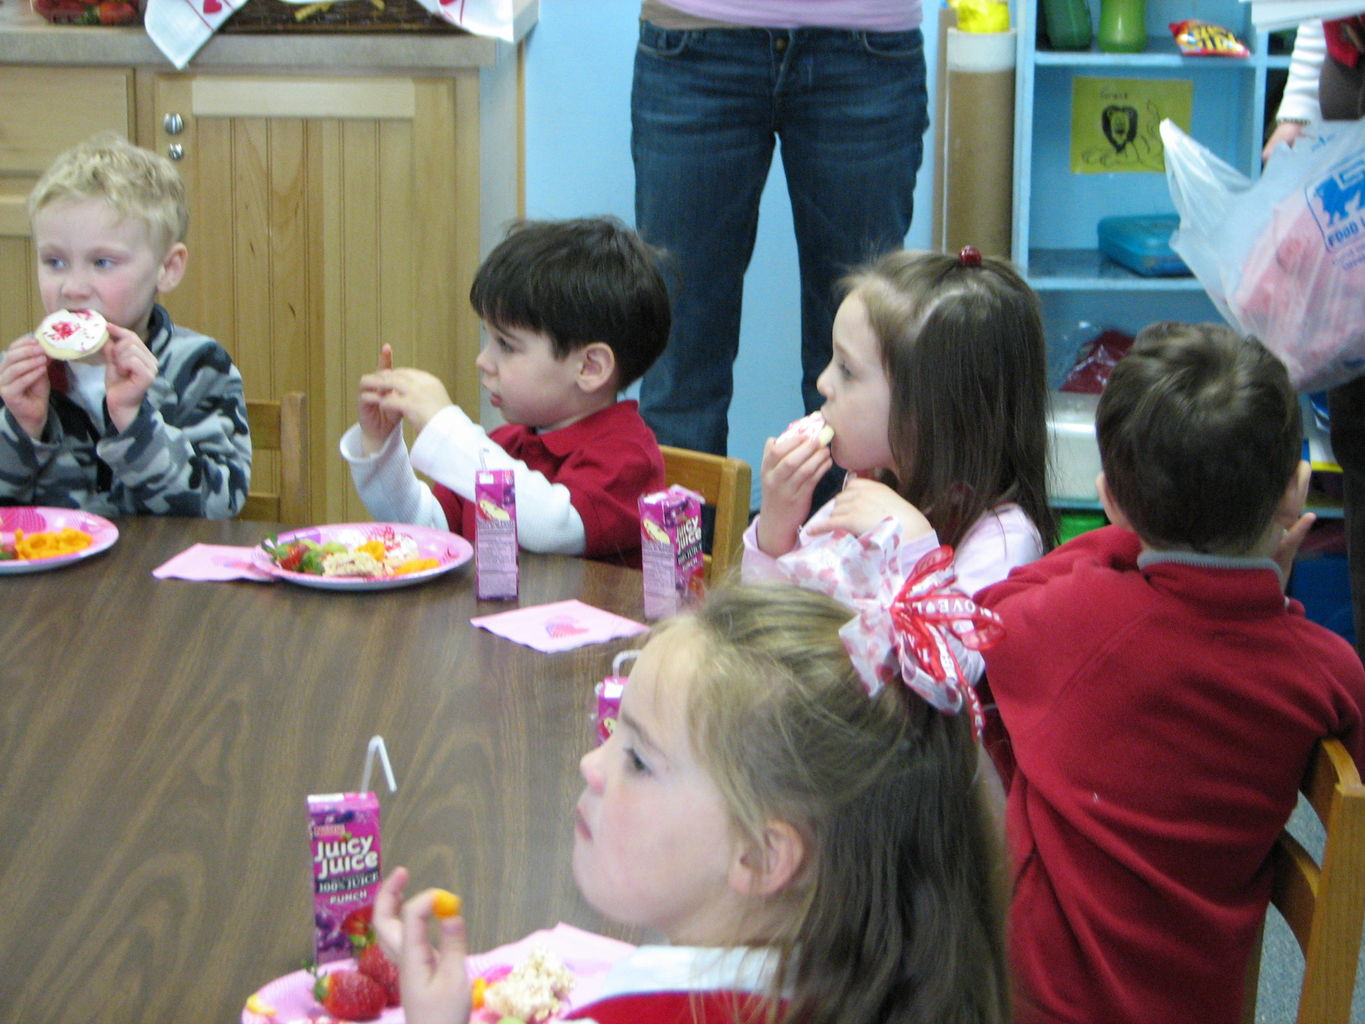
{"left": 339, "top": 404, "right": 587, "bottom": 554}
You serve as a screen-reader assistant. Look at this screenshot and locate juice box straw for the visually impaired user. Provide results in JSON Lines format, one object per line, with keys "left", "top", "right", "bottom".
{"left": 360, "top": 734, "right": 398, "bottom": 795}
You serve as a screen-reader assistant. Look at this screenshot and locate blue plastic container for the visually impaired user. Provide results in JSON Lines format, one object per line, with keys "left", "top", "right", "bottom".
{"left": 1097, "top": 215, "right": 1190, "bottom": 276}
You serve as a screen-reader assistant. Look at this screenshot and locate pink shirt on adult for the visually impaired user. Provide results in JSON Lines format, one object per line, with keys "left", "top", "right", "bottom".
{"left": 641, "top": 0, "right": 920, "bottom": 32}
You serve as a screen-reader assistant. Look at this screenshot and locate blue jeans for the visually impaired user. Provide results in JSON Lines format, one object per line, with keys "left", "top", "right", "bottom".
{"left": 632, "top": 20, "right": 928, "bottom": 455}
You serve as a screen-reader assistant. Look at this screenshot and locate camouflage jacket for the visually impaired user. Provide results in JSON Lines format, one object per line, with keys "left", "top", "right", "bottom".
{"left": 0, "top": 305, "right": 251, "bottom": 518}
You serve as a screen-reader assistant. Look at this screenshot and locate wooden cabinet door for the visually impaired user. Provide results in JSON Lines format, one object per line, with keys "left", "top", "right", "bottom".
{"left": 138, "top": 72, "right": 485, "bottom": 522}
{"left": 0, "top": 67, "right": 134, "bottom": 348}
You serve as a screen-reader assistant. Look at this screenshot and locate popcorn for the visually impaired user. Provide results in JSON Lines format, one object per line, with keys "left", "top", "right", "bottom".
{"left": 482, "top": 946, "right": 575, "bottom": 1023}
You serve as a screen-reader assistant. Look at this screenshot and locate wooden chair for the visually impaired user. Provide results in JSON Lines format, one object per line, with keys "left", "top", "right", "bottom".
{"left": 242, "top": 392, "right": 310, "bottom": 525}
{"left": 1241, "top": 736, "right": 1365, "bottom": 1024}
{"left": 659, "top": 445, "right": 752, "bottom": 584}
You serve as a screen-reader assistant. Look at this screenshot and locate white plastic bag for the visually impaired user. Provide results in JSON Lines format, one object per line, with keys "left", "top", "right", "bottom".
{"left": 1160, "top": 118, "right": 1365, "bottom": 392}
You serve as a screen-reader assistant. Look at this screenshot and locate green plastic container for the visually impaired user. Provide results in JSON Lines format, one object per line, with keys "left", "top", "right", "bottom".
{"left": 1058, "top": 511, "right": 1109, "bottom": 545}
{"left": 1042, "top": 0, "right": 1093, "bottom": 49}
{"left": 1098, "top": 0, "right": 1145, "bottom": 52}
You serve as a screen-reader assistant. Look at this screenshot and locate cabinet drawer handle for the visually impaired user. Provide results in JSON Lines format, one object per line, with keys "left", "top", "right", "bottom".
{"left": 163, "top": 112, "right": 185, "bottom": 136}
{"left": 167, "top": 144, "right": 184, "bottom": 161}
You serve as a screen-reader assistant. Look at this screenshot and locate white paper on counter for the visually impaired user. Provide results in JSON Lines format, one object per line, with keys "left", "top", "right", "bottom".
{"left": 412, "top": 0, "right": 515, "bottom": 40}
{"left": 144, "top": 0, "right": 244, "bottom": 69}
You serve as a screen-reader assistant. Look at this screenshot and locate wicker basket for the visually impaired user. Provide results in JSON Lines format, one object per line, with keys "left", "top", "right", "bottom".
{"left": 219, "top": 0, "right": 462, "bottom": 33}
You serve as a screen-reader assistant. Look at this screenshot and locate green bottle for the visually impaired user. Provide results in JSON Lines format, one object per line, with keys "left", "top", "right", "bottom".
{"left": 1098, "top": 0, "right": 1146, "bottom": 52}
{"left": 1043, "top": 0, "right": 1092, "bottom": 49}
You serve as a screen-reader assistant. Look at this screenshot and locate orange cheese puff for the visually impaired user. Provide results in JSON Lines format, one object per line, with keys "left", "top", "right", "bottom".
{"left": 392, "top": 558, "right": 441, "bottom": 576}
{"left": 14, "top": 527, "right": 93, "bottom": 560}
{"left": 471, "top": 976, "right": 487, "bottom": 1010}
{"left": 244, "top": 993, "right": 277, "bottom": 1017}
{"left": 357, "top": 539, "right": 388, "bottom": 561}
{"left": 432, "top": 889, "right": 462, "bottom": 919}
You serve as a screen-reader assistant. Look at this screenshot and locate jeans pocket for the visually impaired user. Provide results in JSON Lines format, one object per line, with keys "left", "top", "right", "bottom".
{"left": 638, "top": 20, "right": 691, "bottom": 58}
{"left": 859, "top": 28, "right": 925, "bottom": 61}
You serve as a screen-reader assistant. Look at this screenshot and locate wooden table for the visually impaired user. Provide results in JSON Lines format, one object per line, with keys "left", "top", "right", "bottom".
{"left": 0, "top": 516, "right": 647, "bottom": 1023}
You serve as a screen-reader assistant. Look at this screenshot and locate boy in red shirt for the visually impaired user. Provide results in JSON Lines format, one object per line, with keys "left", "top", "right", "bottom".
{"left": 979, "top": 321, "right": 1365, "bottom": 1024}
{"left": 340, "top": 217, "right": 670, "bottom": 566}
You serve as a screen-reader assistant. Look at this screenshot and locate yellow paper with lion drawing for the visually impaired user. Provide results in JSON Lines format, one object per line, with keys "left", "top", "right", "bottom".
{"left": 1070, "top": 77, "right": 1192, "bottom": 173}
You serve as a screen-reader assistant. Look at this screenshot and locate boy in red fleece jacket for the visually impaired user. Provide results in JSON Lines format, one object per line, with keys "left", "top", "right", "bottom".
{"left": 978, "top": 321, "right": 1365, "bottom": 1024}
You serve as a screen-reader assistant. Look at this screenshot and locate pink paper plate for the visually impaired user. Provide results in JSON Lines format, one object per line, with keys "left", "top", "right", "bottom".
{"left": 243, "top": 959, "right": 402, "bottom": 1024}
{"left": 243, "top": 925, "right": 636, "bottom": 1024}
{"left": 0, "top": 506, "right": 118, "bottom": 575}
{"left": 251, "top": 522, "right": 472, "bottom": 592}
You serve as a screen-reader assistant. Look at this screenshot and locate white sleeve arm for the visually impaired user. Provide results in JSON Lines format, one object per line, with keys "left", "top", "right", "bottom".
{"left": 339, "top": 422, "right": 447, "bottom": 529}
{"left": 1276, "top": 20, "right": 1326, "bottom": 123}
{"left": 408, "top": 405, "right": 586, "bottom": 555}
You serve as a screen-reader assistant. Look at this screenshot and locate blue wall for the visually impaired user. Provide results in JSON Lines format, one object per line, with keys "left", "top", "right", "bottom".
{"left": 522, "top": 1, "right": 939, "bottom": 503}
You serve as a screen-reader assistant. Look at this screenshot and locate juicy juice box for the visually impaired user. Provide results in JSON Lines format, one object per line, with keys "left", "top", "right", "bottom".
{"left": 595, "top": 649, "right": 638, "bottom": 743}
{"left": 639, "top": 485, "right": 704, "bottom": 620}
{"left": 308, "top": 791, "right": 381, "bottom": 964}
{"left": 595, "top": 677, "right": 625, "bottom": 745}
{"left": 475, "top": 468, "right": 518, "bottom": 600}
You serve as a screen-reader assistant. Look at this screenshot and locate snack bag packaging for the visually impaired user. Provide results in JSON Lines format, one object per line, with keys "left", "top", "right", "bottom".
{"left": 308, "top": 791, "right": 381, "bottom": 964}
{"left": 639, "top": 485, "right": 704, "bottom": 620}
{"left": 476, "top": 468, "right": 519, "bottom": 600}
{"left": 1168, "top": 19, "right": 1249, "bottom": 57}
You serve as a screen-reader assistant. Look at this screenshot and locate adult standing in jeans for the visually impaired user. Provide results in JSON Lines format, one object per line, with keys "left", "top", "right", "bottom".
{"left": 1265, "top": 15, "right": 1365, "bottom": 656}
{"left": 632, "top": 1, "right": 929, "bottom": 464}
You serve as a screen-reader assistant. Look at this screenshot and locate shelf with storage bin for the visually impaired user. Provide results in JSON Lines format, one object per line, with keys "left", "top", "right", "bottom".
{"left": 1031, "top": 40, "right": 1289, "bottom": 67}
{"left": 1012, "top": 0, "right": 1285, "bottom": 306}
{"left": 1028, "top": 248, "right": 1209, "bottom": 289}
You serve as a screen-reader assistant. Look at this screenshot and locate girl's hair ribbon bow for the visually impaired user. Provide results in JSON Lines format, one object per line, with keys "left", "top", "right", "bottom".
{"left": 840, "top": 545, "right": 1005, "bottom": 738}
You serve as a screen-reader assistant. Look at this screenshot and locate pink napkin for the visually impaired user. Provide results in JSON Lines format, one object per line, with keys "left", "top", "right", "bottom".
{"left": 471, "top": 599, "right": 647, "bottom": 652}
{"left": 153, "top": 543, "right": 274, "bottom": 582}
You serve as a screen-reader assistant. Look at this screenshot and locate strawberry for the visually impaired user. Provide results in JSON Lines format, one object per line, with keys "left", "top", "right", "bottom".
{"left": 341, "top": 904, "right": 375, "bottom": 948}
{"left": 277, "top": 542, "right": 307, "bottom": 573}
{"left": 31, "top": 0, "right": 87, "bottom": 20}
{"left": 358, "top": 943, "right": 401, "bottom": 1007}
{"left": 313, "top": 968, "right": 387, "bottom": 1021}
{"left": 341, "top": 903, "right": 381, "bottom": 957}
{"left": 96, "top": 0, "right": 136, "bottom": 22}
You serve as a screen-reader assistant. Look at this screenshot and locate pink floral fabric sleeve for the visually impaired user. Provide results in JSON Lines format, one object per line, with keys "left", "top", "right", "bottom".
{"left": 741, "top": 502, "right": 1043, "bottom": 686}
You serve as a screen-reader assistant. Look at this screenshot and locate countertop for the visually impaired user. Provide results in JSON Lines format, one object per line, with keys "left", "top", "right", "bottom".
{"left": 0, "top": 0, "right": 536, "bottom": 72}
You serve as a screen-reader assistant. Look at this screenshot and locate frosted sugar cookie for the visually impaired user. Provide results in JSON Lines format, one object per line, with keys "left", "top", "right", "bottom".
{"left": 780, "top": 410, "right": 834, "bottom": 447}
{"left": 36, "top": 308, "right": 109, "bottom": 360}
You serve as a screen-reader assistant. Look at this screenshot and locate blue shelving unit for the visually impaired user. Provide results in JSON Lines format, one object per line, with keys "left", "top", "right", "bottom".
{"left": 1012, "top": 0, "right": 1286, "bottom": 330}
